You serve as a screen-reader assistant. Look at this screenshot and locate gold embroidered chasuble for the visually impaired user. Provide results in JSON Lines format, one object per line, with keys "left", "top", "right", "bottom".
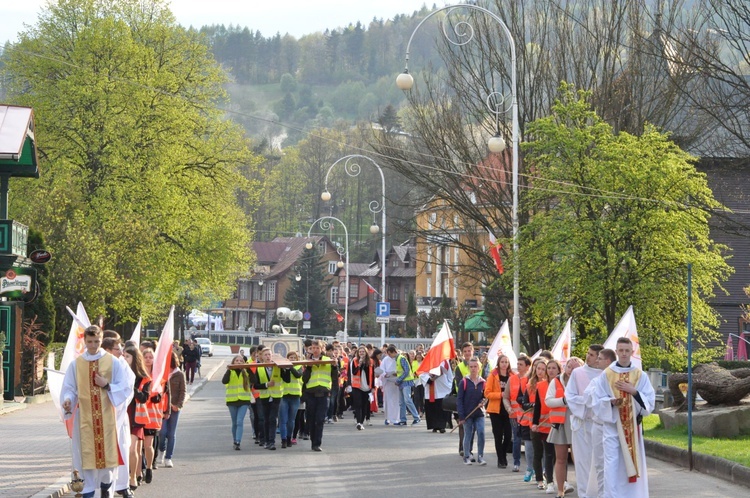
{"left": 75, "top": 353, "right": 120, "bottom": 469}
{"left": 604, "top": 366, "right": 642, "bottom": 482}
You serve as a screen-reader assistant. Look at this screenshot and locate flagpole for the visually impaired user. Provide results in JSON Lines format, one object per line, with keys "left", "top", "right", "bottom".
{"left": 308, "top": 217, "right": 349, "bottom": 342}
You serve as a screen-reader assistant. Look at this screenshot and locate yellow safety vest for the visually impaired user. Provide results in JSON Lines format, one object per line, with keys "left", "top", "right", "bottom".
{"left": 396, "top": 354, "right": 414, "bottom": 381}
{"left": 282, "top": 366, "right": 303, "bottom": 397}
{"left": 225, "top": 371, "right": 252, "bottom": 402}
{"left": 306, "top": 355, "right": 333, "bottom": 390}
{"left": 257, "top": 366, "right": 283, "bottom": 399}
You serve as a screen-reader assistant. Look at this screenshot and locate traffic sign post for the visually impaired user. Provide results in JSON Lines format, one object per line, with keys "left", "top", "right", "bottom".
{"left": 376, "top": 302, "right": 390, "bottom": 325}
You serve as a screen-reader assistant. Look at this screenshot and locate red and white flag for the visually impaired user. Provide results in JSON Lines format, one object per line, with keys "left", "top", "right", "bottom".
{"left": 488, "top": 230, "right": 504, "bottom": 275}
{"left": 334, "top": 310, "right": 344, "bottom": 323}
{"left": 603, "top": 305, "right": 642, "bottom": 369}
{"left": 130, "top": 317, "right": 142, "bottom": 347}
{"left": 416, "top": 321, "right": 457, "bottom": 376}
{"left": 364, "top": 280, "right": 379, "bottom": 296}
{"left": 150, "top": 306, "right": 175, "bottom": 394}
{"left": 487, "top": 319, "right": 518, "bottom": 370}
{"left": 550, "top": 318, "right": 573, "bottom": 365}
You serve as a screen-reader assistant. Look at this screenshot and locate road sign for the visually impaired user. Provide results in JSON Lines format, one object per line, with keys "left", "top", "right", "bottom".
{"left": 376, "top": 317, "right": 389, "bottom": 324}
{"left": 303, "top": 321, "right": 311, "bottom": 329}
{"left": 376, "top": 302, "right": 390, "bottom": 318}
{"left": 303, "top": 311, "right": 311, "bottom": 321}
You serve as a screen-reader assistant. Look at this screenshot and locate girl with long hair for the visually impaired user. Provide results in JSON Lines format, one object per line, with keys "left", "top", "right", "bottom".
{"left": 485, "top": 353, "right": 513, "bottom": 468}
{"left": 533, "top": 359, "right": 558, "bottom": 492}
{"left": 527, "top": 358, "right": 549, "bottom": 489}
{"left": 158, "top": 352, "right": 186, "bottom": 467}
{"left": 141, "top": 347, "right": 163, "bottom": 483}
{"left": 279, "top": 351, "right": 303, "bottom": 448}
{"left": 546, "top": 357, "right": 583, "bottom": 497}
{"left": 222, "top": 354, "right": 253, "bottom": 450}
{"left": 123, "top": 346, "right": 150, "bottom": 491}
{"left": 411, "top": 350, "right": 425, "bottom": 416}
{"left": 349, "top": 346, "right": 375, "bottom": 430}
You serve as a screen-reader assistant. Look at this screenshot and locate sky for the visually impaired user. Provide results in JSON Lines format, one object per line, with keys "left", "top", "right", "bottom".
{"left": 1, "top": 0, "right": 441, "bottom": 44}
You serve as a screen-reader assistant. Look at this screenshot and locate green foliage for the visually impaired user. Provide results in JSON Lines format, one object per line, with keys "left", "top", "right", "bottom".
{"left": 279, "top": 73, "right": 298, "bottom": 93}
{"left": 24, "top": 229, "right": 56, "bottom": 343}
{"left": 2, "top": 0, "right": 260, "bottom": 329}
{"left": 331, "top": 81, "right": 367, "bottom": 116}
{"left": 520, "top": 83, "right": 733, "bottom": 371}
{"left": 715, "top": 360, "right": 750, "bottom": 370}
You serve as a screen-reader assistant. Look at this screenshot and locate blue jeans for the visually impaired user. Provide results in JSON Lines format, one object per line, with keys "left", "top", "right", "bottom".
{"left": 398, "top": 384, "right": 420, "bottom": 422}
{"left": 524, "top": 437, "right": 535, "bottom": 472}
{"left": 279, "top": 396, "right": 301, "bottom": 440}
{"left": 463, "top": 416, "right": 485, "bottom": 458}
{"left": 158, "top": 410, "right": 181, "bottom": 458}
{"left": 228, "top": 404, "right": 249, "bottom": 444}
{"left": 512, "top": 420, "right": 522, "bottom": 466}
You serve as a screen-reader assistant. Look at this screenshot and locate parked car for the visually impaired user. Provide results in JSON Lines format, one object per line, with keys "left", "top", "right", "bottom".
{"left": 196, "top": 337, "right": 214, "bottom": 357}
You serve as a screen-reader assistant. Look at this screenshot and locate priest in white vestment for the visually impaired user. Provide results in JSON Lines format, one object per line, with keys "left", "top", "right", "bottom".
{"left": 62, "top": 326, "right": 131, "bottom": 498}
{"left": 380, "top": 351, "right": 400, "bottom": 425}
{"left": 565, "top": 344, "right": 603, "bottom": 498}
{"left": 588, "top": 338, "right": 655, "bottom": 498}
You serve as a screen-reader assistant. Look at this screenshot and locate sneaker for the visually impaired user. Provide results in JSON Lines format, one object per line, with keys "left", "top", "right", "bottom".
{"left": 291, "top": 438, "right": 298, "bottom": 445}
{"left": 470, "top": 453, "right": 476, "bottom": 463}
{"left": 158, "top": 455, "right": 165, "bottom": 466}
{"left": 333, "top": 415, "right": 339, "bottom": 422}
{"left": 312, "top": 446, "right": 322, "bottom": 452}
{"left": 546, "top": 482, "right": 556, "bottom": 493}
{"left": 523, "top": 470, "right": 534, "bottom": 482}
{"left": 356, "top": 423, "right": 363, "bottom": 431}
{"left": 302, "top": 434, "right": 309, "bottom": 440}
{"left": 385, "top": 420, "right": 391, "bottom": 426}
{"left": 513, "top": 465, "right": 520, "bottom": 472}
{"left": 477, "top": 456, "right": 487, "bottom": 466}
{"left": 412, "top": 418, "right": 421, "bottom": 425}
{"left": 537, "top": 481, "right": 546, "bottom": 490}
{"left": 281, "top": 440, "right": 287, "bottom": 448}
{"left": 164, "top": 459, "right": 173, "bottom": 468}
{"left": 463, "top": 457, "right": 472, "bottom": 465}
{"left": 367, "top": 420, "right": 372, "bottom": 426}
{"left": 326, "top": 418, "right": 332, "bottom": 424}
{"left": 564, "top": 482, "right": 574, "bottom": 494}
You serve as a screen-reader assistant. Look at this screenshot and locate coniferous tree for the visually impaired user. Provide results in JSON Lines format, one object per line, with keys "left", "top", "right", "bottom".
{"left": 284, "top": 247, "right": 334, "bottom": 335}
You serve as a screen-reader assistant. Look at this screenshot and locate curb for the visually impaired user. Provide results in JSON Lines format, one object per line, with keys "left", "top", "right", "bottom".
{"left": 41, "top": 359, "right": 226, "bottom": 498}
{"left": 645, "top": 439, "right": 750, "bottom": 489}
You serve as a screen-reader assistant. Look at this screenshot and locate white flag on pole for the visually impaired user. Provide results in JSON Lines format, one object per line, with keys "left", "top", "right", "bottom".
{"left": 603, "top": 305, "right": 642, "bottom": 369}
{"left": 550, "top": 318, "right": 573, "bottom": 365}
{"left": 130, "top": 317, "right": 142, "bottom": 347}
{"left": 487, "top": 320, "right": 518, "bottom": 370}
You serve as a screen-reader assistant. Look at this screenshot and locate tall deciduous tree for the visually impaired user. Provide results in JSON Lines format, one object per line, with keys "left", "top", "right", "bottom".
{"left": 2, "top": 0, "right": 260, "bottom": 331}
{"left": 521, "top": 85, "right": 732, "bottom": 369}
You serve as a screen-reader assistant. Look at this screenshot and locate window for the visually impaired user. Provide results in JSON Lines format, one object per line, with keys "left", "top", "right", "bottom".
{"left": 454, "top": 215, "right": 459, "bottom": 227}
{"left": 429, "top": 212, "right": 437, "bottom": 226}
{"left": 239, "top": 282, "right": 248, "bottom": 300}
{"left": 454, "top": 246, "right": 460, "bottom": 268}
{"left": 426, "top": 246, "right": 432, "bottom": 273}
{"left": 252, "top": 283, "right": 263, "bottom": 301}
{"left": 426, "top": 278, "right": 431, "bottom": 297}
{"left": 318, "top": 241, "right": 326, "bottom": 253}
{"left": 328, "top": 261, "right": 337, "bottom": 274}
{"left": 403, "top": 285, "right": 410, "bottom": 298}
{"left": 349, "top": 282, "right": 359, "bottom": 299}
{"left": 338, "top": 281, "right": 347, "bottom": 304}
{"left": 330, "top": 287, "right": 338, "bottom": 305}
{"left": 392, "top": 259, "right": 399, "bottom": 267}
{"left": 390, "top": 285, "right": 400, "bottom": 301}
{"left": 267, "top": 281, "right": 277, "bottom": 301}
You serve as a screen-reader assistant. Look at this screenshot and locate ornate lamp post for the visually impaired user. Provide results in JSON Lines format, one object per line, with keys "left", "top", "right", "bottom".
{"left": 397, "top": 4, "right": 521, "bottom": 355}
{"left": 306, "top": 217, "right": 350, "bottom": 342}
{"left": 321, "top": 155, "right": 387, "bottom": 347}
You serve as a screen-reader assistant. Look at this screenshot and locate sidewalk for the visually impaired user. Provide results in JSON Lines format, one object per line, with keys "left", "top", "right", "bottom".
{"left": 0, "top": 358, "right": 225, "bottom": 498}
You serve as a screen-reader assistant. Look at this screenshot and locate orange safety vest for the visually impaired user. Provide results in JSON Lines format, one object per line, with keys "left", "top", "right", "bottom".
{"left": 144, "top": 378, "right": 167, "bottom": 430}
{"left": 548, "top": 377, "right": 567, "bottom": 424}
{"left": 508, "top": 374, "right": 528, "bottom": 420}
{"left": 519, "top": 387, "right": 535, "bottom": 427}
{"left": 537, "top": 380, "right": 551, "bottom": 434}
{"left": 350, "top": 359, "right": 374, "bottom": 389}
{"left": 134, "top": 377, "right": 151, "bottom": 425}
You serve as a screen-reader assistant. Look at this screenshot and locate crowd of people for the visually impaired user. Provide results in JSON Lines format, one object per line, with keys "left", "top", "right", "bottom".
{"left": 61, "top": 325, "right": 654, "bottom": 498}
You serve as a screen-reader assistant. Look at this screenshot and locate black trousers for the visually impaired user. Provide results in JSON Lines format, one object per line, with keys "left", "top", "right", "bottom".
{"left": 352, "top": 389, "right": 371, "bottom": 424}
{"left": 260, "top": 397, "right": 280, "bottom": 446}
{"left": 489, "top": 412, "right": 513, "bottom": 464}
{"left": 424, "top": 398, "right": 447, "bottom": 430}
{"left": 306, "top": 395, "right": 329, "bottom": 448}
{"left": 250, "top": 402, "right": 265, "bottom": 443}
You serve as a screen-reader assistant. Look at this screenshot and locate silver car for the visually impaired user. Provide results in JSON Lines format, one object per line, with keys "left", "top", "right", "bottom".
{"left": 196, "top": 337, "right": 214, "bottom": 357}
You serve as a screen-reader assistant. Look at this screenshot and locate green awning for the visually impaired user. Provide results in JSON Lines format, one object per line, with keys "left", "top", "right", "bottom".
{"left": 464, "top": 311, "right": 493, "bottom": 332}
{"left": 0, "top": 105, "right": 39, "bottom": 178}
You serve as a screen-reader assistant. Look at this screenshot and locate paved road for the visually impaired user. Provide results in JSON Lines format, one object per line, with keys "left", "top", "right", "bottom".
{"left": 3, "top": 347, "right": 747, "bottom": 498}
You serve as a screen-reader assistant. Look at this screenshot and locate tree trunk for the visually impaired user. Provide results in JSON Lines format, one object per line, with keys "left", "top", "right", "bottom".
{"left": 668, "top": 363, "right": 750, "bottom": 411}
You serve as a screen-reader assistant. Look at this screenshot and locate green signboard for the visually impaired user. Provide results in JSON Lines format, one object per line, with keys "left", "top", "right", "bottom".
{"left": 1, "top": 305, "right": 13, "bottom": 400}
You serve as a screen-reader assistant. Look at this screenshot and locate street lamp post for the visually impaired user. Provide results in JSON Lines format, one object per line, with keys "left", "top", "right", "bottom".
{"left": 306, "top": 217, "right": 350, "bottom": 342}
{"left": 321, "top": 155, "right": 387, "bottom": 347}
{"left": 397, "top": 4, "right": 521, "bottom": 355}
